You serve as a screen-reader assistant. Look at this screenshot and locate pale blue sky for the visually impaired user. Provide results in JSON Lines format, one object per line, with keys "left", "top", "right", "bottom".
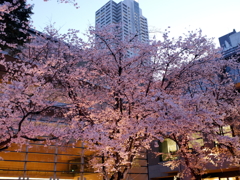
{"left": 29, "top": 0, "right": 240, "bottom": 46}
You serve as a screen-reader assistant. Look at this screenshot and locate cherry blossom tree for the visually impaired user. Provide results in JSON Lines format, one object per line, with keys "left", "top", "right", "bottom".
{"left": 73, "top": 26, "right": 159, "bottom": 180}
{"left": 1, "top": 1, "right": 152, "bottom": 179}
{"left": 1, "top": 24, "right": 240, "bottom": 179}
{"left": 145, "top": 30, "right": 240, "bottom": 179}
{"left": 0, "top": 26, "right": 82, "bottom": 150}
{"left": 0, "top": 23, "right": 155, "bottom": 179}
{"left": 51, "top": 26, "right": 240, "bottom": 179}
{"left": 1, "top": 1, "right": 240, "bottom": 180}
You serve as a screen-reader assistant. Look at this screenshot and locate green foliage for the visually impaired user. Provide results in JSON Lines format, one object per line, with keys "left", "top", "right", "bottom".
{"left": 0, "top": 0, "right": 33, "bottom": 53}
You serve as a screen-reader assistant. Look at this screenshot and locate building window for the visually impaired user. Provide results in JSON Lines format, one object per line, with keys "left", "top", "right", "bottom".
{"left": 214, "top": 125, "right": 233, "bottom": 147}
{"left": 203, "top": 177, "right": 238, "bottom": 180}
{"left": 217, "top": 125, "right": 232, "bottom": 137}
{"left": 188, "top": 133, "right": 204, "bottom": 148}
{"left": 158, "top": 138, "right": 178, "bottom": 162}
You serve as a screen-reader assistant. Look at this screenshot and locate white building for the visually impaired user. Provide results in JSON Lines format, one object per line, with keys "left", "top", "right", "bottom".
{"left": 95, "top": 0, "right": 149, "bottom": 43}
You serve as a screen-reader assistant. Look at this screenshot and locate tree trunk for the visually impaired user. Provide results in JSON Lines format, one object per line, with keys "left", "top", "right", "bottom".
{"left": 117, "top": 171, "right": 123, "bottom": 180}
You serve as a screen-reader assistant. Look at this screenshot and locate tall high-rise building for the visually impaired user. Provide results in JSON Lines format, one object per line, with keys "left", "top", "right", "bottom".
{"left": 95, "top": 0, "right": 149, "bottom": 43}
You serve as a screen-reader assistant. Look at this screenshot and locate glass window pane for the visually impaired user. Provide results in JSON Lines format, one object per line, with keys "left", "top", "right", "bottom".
{"left": 28, "top": 144, "right": 56, "bottom": 154}
{"left": 224, "top": 132, "right": 232, "bottom": 137}
{"left": 28, "top": 153, "right": 54, "bottom": 162}
{"left": 26, "top": 162, "right": 54, "bottom": 171}
{"left": 0, "top": 161, "right": 24, "bottom": 171}
{"left": 1, "top": 152, "right": 25, "bottom": 161}
{"left": 223, "top": 125, "right": 232, "bottom": 137}
{"left": 189, "top": 133, "right": 204, "bottom": 148}
{"left": 56, "top": 162, "right": 70, "bottom": 173}
{"left": 202, "top": 178, "right": 219, "bottom": 180}
{"left": 223, "top": 125, "right": 231, "bottom": 133}
{"left": 6, "top": 143, "right": 25, "bottom": 151}
{"left": 161, "top": 138, "right": 177, "bottom": 161}
{"left": 25, "top": 170, "right": 53, "bottom": 177}
{"left": 220, "top": 178, "right": 227, "bottom": 180}
{"left": 58, "top": 146, "right": 82, "bottom": 156}
{"left": 166, "top": 138, "right": 177, "bottom": 152}
{"left": 57, "top": 155, "right": 81, "bottom": 163}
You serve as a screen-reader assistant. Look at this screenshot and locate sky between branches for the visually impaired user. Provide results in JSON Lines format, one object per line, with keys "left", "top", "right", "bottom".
{"left": 29, "top": 0, "right": 240, "bottom": 47}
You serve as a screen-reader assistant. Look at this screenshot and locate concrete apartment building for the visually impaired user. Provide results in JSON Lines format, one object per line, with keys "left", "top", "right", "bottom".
{"left": 95, "top": 0, "right": 149, "bottom": 43}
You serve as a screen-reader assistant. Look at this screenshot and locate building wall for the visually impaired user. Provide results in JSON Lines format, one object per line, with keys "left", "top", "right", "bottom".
{"left": 147, "top": 139, "right": 240, "bottom": 180}
{"left": 95, "top": 0, "right": 149, "bottom": 43}
{"left": 0, "top": 141, "right": 102, "bottom": 180}
{"left": 0, "top": 140, "right": 149, "bottom": 180}
{"left": 218, "top": 30, "right": 240, "bottom": 89}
